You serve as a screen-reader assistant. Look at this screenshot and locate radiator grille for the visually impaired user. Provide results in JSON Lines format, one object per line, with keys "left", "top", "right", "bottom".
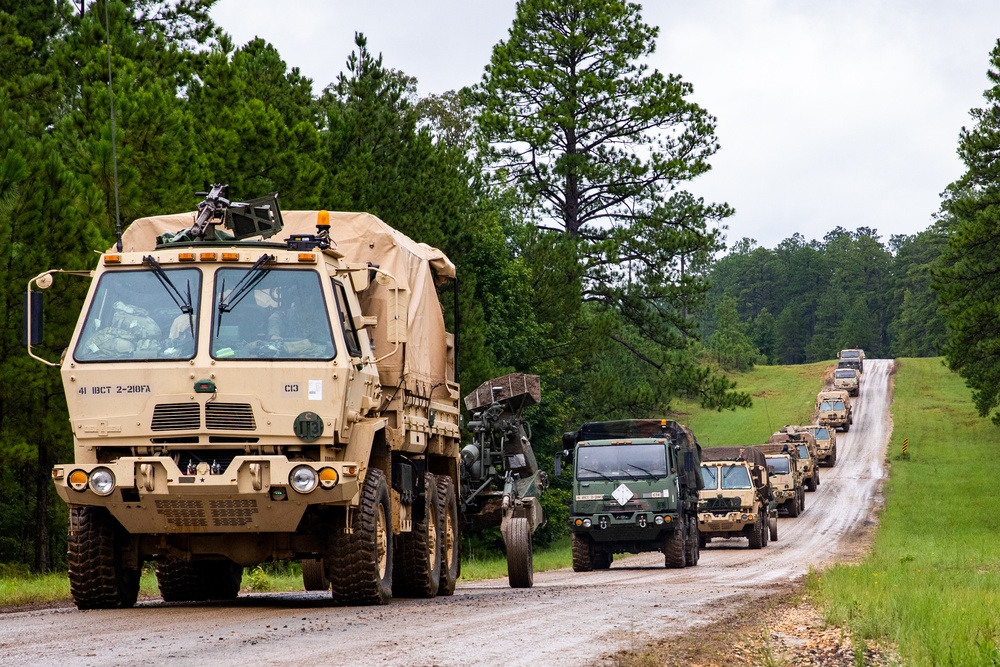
{"left": 155, "top": 499, "right": 208, "bottom": 527}
{"left": 151, "top": 404, "right": 201, "bottom": 432}
{"left": 206, "top": 403, "right": 256, "bottom": 431}
{"left": 209, "top": 499, "right": 259, "bottom": 527}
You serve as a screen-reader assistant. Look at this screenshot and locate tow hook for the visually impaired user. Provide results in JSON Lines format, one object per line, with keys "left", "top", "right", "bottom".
{"left": 638, "top": 515, "right": 647, "bottom": 528}
{"left": 599, "top": 517, "right": 608, "bottom": 530}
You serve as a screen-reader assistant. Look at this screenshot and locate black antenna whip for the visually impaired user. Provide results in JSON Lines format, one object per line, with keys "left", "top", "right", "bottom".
{"left": 104, "top": 1, "right": 123, "bottom": 252}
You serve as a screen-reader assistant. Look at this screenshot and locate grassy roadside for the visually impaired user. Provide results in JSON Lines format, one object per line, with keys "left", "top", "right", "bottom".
{"left": 813, "top": 357, "right": 1000, "bottom": 665}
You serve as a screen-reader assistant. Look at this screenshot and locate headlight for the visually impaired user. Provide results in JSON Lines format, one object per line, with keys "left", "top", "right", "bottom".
{"left": 318, "top": 467, "right": 339, "bottom": 490}
{"left": 89, "top": 468, "right": 116, "bottom": 496}
{"left": 290, "top": 466, "right": 318, "bottom": 493}
{"left": 582, "top": 518, "right": 592, "bottom": 528}
{"left": 654, "top": 515, "right": 664, "bottom": 525}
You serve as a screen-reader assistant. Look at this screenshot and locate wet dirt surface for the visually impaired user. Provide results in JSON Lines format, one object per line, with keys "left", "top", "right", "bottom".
{"left": 0, "top": 361, "right": 894, "bottom": 667}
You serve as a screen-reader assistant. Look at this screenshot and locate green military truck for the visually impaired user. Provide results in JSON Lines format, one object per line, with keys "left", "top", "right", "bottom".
{"left": 698, "top": 446, "right": 777, "bottom": 549}
{"left": 560, "top": 419, "right": 704, "bottom": 570}
{"left": 768, "top": 426, "right": 820, "bottom": 491}
{"left": 27, "top": 188, "right": 463, "bottom": 608}
{"left": 758, "top": 444, "right": 805, "bottom": 517}
{"left": 803, "top": 424, "right": 837, "bottom": 466}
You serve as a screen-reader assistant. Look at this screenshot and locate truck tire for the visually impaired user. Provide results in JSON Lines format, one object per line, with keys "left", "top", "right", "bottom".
{"left": 572, "top": 534, "right": 596, "bottom": 572}
{"left": 769, "top": 514, "right": 779, "bottom": 541}
{"left": 748, "top": 515, "right": 764, "bottom": 549}
{"left": 593, "top": 549, "right": 613, "bottom": 570}
{"left": 684, "top": 516, "right": 700, "bottom": 566}
{"left": 842, "top": 422, "right": 850, "bottom": 433}
{"left": 662, "top": 526, "right": 686, "bottom": 569}
{"left": 799, "top": 488, "right": 806, "bottom": 513}
{"left": 157, "top": 559, "right": 242, "bottom": 601}
{"left": 330, "top": 468, "right": 393, "bottom": 606}
{"left": 815, "top": 469, "right": 821, "bottom": 488}
{"left": 504, "top": 516, "right": 534, "bottom": 588}
{"left": 699, "top": 532, "right": 708, "bottom": 549}
{"left": 805, "top": 475, "right": 816, "bottom": 492}
{"left": 393, "top": 472, "right": 441, "bottom": 598}
{"left": 302, "top": 558, "right": 330, "bottom": 591}
{"left": 787, "top": 496, "right": 800, "bottom": 518}
{"left": 435, "top": 475, "right": 460, "bottom": 596}
{"left": 68, "top": 506, "right": 140, "bottom": 610}
{"left": 831, "top": 446, "right": 838, "bottom": 466}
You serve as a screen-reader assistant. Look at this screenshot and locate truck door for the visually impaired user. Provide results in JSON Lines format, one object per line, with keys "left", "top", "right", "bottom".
{"left": 333, "top": 279, "right": 368, "bottom": 437}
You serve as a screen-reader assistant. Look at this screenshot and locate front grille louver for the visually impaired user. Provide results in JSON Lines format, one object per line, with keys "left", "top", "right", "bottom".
{"left": 150, "top": 403, "right": 256, "bottom": 432}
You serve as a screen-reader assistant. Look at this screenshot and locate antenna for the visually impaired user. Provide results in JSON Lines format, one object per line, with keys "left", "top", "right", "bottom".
{"left": 104, "top": 1, "right": 123, "bottom": 252}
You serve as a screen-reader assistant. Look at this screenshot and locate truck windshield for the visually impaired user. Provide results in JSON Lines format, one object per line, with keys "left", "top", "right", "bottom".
{"left": 720, "top": 465, "right": 752, "bottom": 490}
{"left": 74, "top": 268, "right": 201, "bottom": 362}
{"left": 797, "top": 445, "right": 810, "bottom": 459}
{"left": 700, "top": 466, "right": 718, "bottom": 489}
{"left": 841, "top": 350, "right": 859, "bottom": 358}
{"left": 820, "top": 400, "right": 845, "bottom": 410}
{"left": 211, "top": 268, "right": 335, "bottom": 360}
{"left": 835, "top": 370, "right": 856, "bottom": 378}
{"left": 576, "top": 443, "right": 667, "bottom": 480}
{"left": 766, "top": 457, "right": 790, "bottom": 474}
{"left": 812, "top": 427, "right": 830, "bottom": 440}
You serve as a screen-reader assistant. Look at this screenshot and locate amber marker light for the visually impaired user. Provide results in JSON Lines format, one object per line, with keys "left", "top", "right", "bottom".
{"left": 199, "top": 252, "right": 218, "bottom": 261}
{"left": 221, "top": 252, "right": 240, "bottom": 261}
{"left": 317, "top": 210, "right": 330, "bottom": 228}
{"left": 178, "top": 252, "right": 196, "bottom": 261}
{"left": 343, "top": 465, "right": 358, "bottom": 476}
{"left": 297, "top": 253, "right": 317, "bottom": 263}
{"left": 319, "top": 467, "right": 339, "bottom": 489}
{"left": 104, "top": 255, "right": 121, "bottom": 264}
{"left": 68, "top": 470, "right": 88, "bottom": 492}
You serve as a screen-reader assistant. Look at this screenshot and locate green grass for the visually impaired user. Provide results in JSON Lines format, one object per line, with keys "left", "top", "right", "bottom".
{"left": 459, "top": 536, "right": 571, "bottom": 581}
{"left": 673, "top": 360, "right": 830, "bottom": 447}
{"left": 811, "top": 357, "right": 1000, "bottom": 666}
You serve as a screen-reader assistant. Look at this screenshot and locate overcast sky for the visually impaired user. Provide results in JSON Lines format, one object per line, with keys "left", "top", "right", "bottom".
{"left": 211, "top": 0, "right": 1000, "bottom": 250}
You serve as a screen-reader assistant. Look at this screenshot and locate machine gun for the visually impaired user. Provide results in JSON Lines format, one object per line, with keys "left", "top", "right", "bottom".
{"left": 460, "top": 373, "right": 547, "bottom": 588}
{"left": 157, "top": 184, "right": 284, "bottom": 245}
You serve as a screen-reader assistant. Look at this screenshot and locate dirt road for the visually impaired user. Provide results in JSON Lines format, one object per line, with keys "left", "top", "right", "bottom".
{"left": 0, "top": 360, "right": 894, "bottom": 667}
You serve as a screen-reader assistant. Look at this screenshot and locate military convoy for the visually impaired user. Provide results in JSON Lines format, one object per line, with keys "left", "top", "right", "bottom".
{"left": 698, "top": 446, "right": 777, "bottom": 548}
{"left": 833, "top": 367, "right": 860, "bottom": 396}
{"left": 757, "top": 445, "right": 805, "bottom": 516}
{"left": 838, "top": 348, "right": 865, "bottom": 374}
{"left": 561, "top": 420, "right": 704, "bottom": 570}
{"left": 28, "top": 187, "right": 472, "bottom": 609}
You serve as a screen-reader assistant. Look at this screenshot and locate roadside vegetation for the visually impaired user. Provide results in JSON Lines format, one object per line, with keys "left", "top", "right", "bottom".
{"left": 813, "top": 357, "right": 1000, "bottom": 665}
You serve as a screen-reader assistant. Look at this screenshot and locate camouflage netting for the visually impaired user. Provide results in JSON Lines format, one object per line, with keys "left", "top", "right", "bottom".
{"left": 464, "top": 373, "right": 540, "bottom": 414}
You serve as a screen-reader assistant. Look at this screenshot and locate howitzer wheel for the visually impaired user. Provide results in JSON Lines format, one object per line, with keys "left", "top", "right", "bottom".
{"left": 436, "top": 475, "right": 460, "bottom": 596}
{"left": 393, "top": 472, "right": 442, "bottom": 598}
{"left": 329, "top": 468, "right": 393, "bottom": 606}
{"left": 504, "top": 517, "right": 533, "bottom": 588}
{"left": 68, "top": 506, "right": 140, "bottom": 610}
{"left": 302, "top": 558, "right": 330, "bottom": 591}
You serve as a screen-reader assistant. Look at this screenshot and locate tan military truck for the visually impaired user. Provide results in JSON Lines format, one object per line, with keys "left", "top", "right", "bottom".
{"left": 768, "top": 426, "right": 820, "bottom": 491}
{"left": 833, "top": 367, "right": 860, "bottom": 396}
{"left": 757, "top": 443, "right": 805, "bottom": 517}
{"left": 27, "top": 187, "right": 463, "bottom": 609}
{"left": 803, "top": 424, "right": 838, "bottom": 466}
{"left": 838, "top": 348, "right": 865, "bottom": 374}
{"left": 698, "top": 446, "right": 777, "bottom": 549}
{"left": 817, "top": 389, "right": 853, "bottom": 432}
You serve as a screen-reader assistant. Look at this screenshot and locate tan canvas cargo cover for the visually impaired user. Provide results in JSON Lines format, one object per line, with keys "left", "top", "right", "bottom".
{"left": 118, "top": 210, "right": 456, "bottom": 393}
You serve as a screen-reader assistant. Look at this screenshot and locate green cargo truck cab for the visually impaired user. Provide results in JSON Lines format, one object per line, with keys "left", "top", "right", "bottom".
{"left": 559, "top": 419, "right": 704, "bottom": 571}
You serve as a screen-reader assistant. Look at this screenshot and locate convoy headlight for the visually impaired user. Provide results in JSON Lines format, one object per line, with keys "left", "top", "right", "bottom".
{"left": 582, "top": 518, "right": 592, "bottom": 528}
{"left": 741, "top": 513, "right": 749, "bottom": 521}
{"left": 68, "top": 469, "right": 89, "bottom": 492}
{"left": 290, "top": 466, "right": 318, "bottom": 493}
{"left": 654, "top": 515, "right": 664, "bottom": 525}
{"left": 318, "top": 467, "right": 339, "bottom": 490}
{"left": 89, "top": 468, "right": 116, "bottom": 496}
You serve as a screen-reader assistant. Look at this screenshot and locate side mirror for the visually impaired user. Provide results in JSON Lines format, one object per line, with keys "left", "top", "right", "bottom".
{"left": 554, "top": 453, "right": 562, "bottom": 477}
{"left": 24, "top": 291, "right": 43, "bottom": 346}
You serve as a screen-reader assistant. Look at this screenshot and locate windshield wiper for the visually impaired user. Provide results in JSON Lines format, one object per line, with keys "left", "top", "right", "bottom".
{"left": 143, "top": 256, "right": 194, "bottom": 335}
{"left": 579, "top": 467, "right": 616, "bottom": 484}
{"left": 624, "top": 462, "right": 654, "bottom": 478}
{"left": 218, "top": 254, "right": 275, "bottom": 314}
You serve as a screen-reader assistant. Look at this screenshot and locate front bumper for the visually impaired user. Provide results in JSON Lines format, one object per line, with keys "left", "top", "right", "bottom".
{"left": 569, "top": 510, "right": 676, "bottom": 542}
{"left": 52, "top": 456, "right": 360, "bottom": 534}
{"left": 698, "top": 510, "right": 755, "bottom": 533}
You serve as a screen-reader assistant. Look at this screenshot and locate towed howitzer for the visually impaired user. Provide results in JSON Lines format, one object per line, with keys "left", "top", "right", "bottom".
{"left": 460, "top": 373, "right": 548, "bottom": 588}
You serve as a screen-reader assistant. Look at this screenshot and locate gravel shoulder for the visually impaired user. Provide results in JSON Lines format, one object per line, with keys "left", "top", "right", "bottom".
{"left": 0, "top": 361, "right": 894, "bottom": 667}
